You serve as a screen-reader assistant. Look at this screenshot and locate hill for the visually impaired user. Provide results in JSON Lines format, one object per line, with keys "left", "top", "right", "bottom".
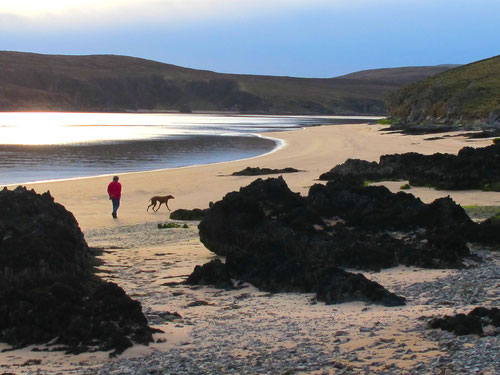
{"left": 387, "top": 55, "right": 500, "bottom": 128}
{"left": 338, "top": 65, "right": 459, "bottom": 85}
{"left": 0, "top": 51, "right": 454, "bottom": 114}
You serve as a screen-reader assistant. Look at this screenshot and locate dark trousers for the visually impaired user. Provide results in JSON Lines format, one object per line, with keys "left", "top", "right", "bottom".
{"left": 111, "top": 198, "right": 120, "bottom": 215}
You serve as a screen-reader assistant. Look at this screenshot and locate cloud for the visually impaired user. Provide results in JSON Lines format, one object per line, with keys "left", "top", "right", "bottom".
{"left": 0, "top": 0, "right": 373, "bottom": 30}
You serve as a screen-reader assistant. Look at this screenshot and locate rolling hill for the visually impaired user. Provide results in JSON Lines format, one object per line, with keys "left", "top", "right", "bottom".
{"left": 387, "top": 55, "right": 500, "bottom": 128}
{"left": 0, "top": 51, "right": 454, "bottom": 114}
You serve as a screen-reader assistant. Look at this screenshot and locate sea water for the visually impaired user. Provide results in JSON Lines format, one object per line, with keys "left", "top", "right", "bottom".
{"left": 0, "top": 112, "right": 379, "bottom": 185}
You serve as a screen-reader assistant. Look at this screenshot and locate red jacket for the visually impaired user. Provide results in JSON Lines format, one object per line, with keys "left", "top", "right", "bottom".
{"left": 107, "top": 181, "right": 122, "bottom": 199}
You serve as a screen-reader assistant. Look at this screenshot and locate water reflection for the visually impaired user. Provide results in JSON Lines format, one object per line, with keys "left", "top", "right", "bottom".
{"left": 0, "top": 112, "right": 380, "bottom": 184}
{"left": 0, "top": 112, "right": 379, "bottom": 145}
{"left": 0, "top": 135, "right": 276, "bottom": 185}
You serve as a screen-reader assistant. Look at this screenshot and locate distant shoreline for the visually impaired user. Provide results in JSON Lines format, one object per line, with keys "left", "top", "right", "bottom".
{"left": 0, "top": 109, "right": 385, "bottom": 119}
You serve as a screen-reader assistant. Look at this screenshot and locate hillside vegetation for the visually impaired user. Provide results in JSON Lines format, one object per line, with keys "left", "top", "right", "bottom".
{"left": 0, "top": 51, "right": 452, "bottom": 114}
{"left": 387, "top": 55, "right": 500, "bottom": 128}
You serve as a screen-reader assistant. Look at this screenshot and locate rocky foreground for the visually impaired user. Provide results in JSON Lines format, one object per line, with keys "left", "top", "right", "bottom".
{"left": 0, "top": 187, "right": 156, "bottom": 357}
{"left": 76, "top": 222, "right": 498, "bottom": 375}
{"left": 1, "top": 206, "right": 497, "bottom": 373}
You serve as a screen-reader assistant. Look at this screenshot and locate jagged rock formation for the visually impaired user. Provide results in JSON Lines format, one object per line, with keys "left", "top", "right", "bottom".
{"left": 0, "top": 186, "right": 155, "bottom": 356}
{"left": 231, "top": 167, "right": 301, "bottom": 176}
{"left": 387, "top": 54, "right": 500, "bottom": 129}
{"left": 187, "top": 177, "right": 486, "bottom": 306}
{"left": 319, "top": 142, "right": 500, "bottom": 191}
{"left": 0, "top": 51, "right": 453, "bottom": 114}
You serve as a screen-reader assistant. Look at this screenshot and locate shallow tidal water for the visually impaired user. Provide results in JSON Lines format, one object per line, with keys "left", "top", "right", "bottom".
{"left": 0, "top": 112, "right": 379, "bottom": 185}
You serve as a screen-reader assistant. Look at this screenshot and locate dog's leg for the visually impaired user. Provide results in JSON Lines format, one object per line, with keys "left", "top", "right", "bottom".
{"left": 154, "top": 202, "right": 163, "bottom": 212}
{"left": 166, "top": 200, "right": 171, "bottom": 211}
{"left": 147, "top": 201, "right": 154, "bottom": 212}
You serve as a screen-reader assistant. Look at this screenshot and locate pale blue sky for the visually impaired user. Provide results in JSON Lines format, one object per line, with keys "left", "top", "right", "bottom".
{"left": 1, "top": 0, "right": 499, "bottom": 77}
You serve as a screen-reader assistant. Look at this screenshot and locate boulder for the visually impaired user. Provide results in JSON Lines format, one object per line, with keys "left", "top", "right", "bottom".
{"left": 0, "top": 186, "right": 155, "bottom": 356}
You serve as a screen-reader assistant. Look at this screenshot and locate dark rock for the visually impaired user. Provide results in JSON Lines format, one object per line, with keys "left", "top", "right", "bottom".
{"left": 318, "top": 159, "right": 381, "bottom": 182}
{"left": 460, "top": 129, "right": 500, "bottom": 139}
{"left": 313, "top": 268, "right": 405, "bottom": 306}
{"left": 192, "top": 178, "right": 406, "bottom": 305}
{"left": 186, "top": 300, "right": 211, "bottom": 307}
{"left": 190, "top": 177, "right": 485, "bottom": 306}
{"left": 169, "top": 208, "right": 207, "bottom": 221}
{"left": 0, "top": 186, "right": 154, "bottom": 356}
{"left": 386, "top": 125, "right": 458, "bottom": 135}
{"left": 308, "top": 183, "right": 472, "bottom": 268}
{"left": 231, "top": 167, "right": 301, "bottom": 176}
{"left": 198, "top": 176, "right": 310, "bottom": 257}
{"left": 319, "top": 143, "right": 500, "bottom": 192}
{"left": 308, "top": 183, "right": 427, "bottom": 230}
{"left": 430, "top": 313, "right": 483, "bottom": 335}
{"left": 428, "top": 307, "right": 500, "bottom": 336}
{"left": 185, "top": 259, "right": 234, "bottom": 289}
{"left": 471, "top": 213, "right": 500, "bottom": 248}
{"left": 469, "top": 306, "right": 500, "bottom": 327}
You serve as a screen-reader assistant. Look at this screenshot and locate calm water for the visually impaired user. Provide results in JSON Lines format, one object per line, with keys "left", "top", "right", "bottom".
{"left": 0, "top": 113, "right": 379, "bottom": 185}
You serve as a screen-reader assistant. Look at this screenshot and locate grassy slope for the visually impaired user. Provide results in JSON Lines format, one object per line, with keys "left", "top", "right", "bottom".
{"left": 0, "top": 51, "right": 453, "bottom": 114}
{"left": 338, "top": 65, "right": 460, "bottom": 85}
{"left": 387, "top": 55, "right": 500, "bottom": 126}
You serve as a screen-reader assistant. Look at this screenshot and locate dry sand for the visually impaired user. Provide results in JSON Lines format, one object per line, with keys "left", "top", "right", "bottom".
{"left": 1, "top": 123, "right": 499, "bottom": 374}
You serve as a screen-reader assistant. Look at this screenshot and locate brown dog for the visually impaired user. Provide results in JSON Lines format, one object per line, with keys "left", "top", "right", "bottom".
{"left": 147, "top": 195, "right": 175, "bottom": 212}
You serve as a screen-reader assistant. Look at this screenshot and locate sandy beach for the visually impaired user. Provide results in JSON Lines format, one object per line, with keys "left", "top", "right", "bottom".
{"left": 9, "top": 123, "right": 499, "bottom": 231}
{"left": 1, "top": 123, "right": 499, "bottom": 374}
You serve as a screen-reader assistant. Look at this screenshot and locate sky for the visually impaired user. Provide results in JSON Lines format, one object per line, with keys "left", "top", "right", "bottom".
{"left": 0, "top": 0, "right": 499, "bottom": 78}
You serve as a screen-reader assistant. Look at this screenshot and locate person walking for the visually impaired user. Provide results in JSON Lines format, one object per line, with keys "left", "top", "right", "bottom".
{"left": 107, "top": 176, "right": 122, "bottom": 219}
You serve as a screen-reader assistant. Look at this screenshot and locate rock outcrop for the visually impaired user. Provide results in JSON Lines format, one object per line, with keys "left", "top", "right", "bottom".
{"left": 0, "top": 187, "right": 155, "bottom": 356}
{"left": 188, "top": 177, "right": 485, "bottom": 305}
{"left": 319, "top": 142, "right": 500, "bottom": 191}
